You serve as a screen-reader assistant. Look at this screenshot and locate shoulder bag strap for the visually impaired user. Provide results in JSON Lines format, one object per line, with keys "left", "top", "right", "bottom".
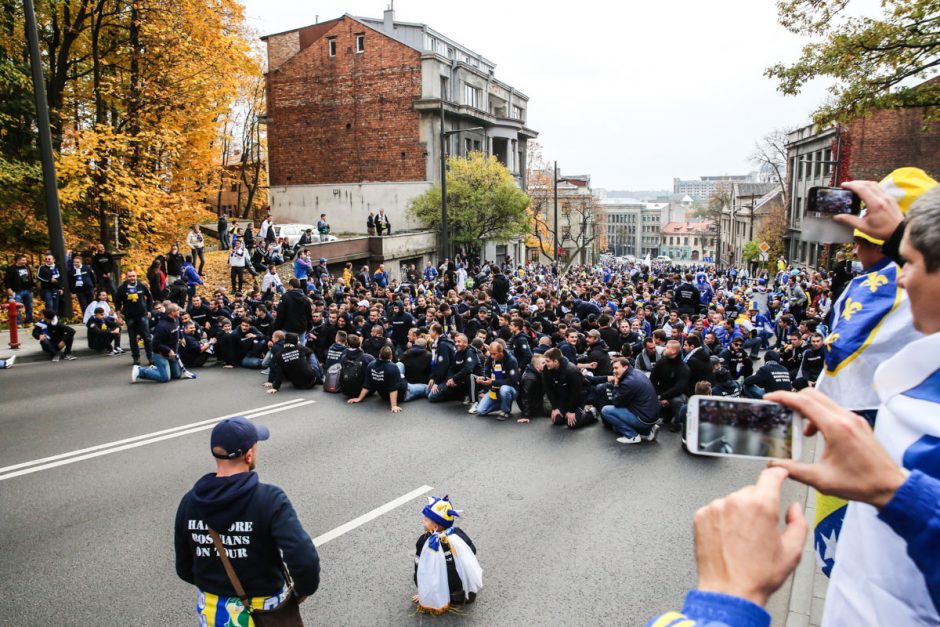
{"left": 209, "top": 528, "right": 251, "bottom": 607}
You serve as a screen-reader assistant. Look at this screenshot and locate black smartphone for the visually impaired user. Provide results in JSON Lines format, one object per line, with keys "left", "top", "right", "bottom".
{"left": 807, "top": 187, "right": 861, "bottom": 215}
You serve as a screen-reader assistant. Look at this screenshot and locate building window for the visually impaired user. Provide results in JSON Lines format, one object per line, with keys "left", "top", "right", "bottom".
{"left": 464, "top": 138, "right": 472, "bottom": 155}
{"left": 464, "top": 84, "right": 481, "bottom": 109}
{"left": 440, "top": 76, "right": 449, "bottom": 101}
{"left": 512, "top": 105, "right": 523, "bottom": 121}
{"left": 327, "top": 37, "right": 337, "bottom": 57}
{"left": 356, "top": 34, "right": 365, "bottom": 53}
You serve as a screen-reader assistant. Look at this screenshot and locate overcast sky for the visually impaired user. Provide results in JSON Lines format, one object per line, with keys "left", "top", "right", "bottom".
{"left": 241, "top": 0, "right": 842, "bottom": 191}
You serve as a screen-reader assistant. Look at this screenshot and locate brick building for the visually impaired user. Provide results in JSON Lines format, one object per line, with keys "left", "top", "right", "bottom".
{"left": 785, "top": 95, "right": 940, "bottom": 267}
{"left": 262, "top": 9, "right": 537, "bottom": 237}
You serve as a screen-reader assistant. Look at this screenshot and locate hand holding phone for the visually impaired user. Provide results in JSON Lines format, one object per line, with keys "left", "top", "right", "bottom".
{"left": 686, "top": 396, "right": 802, "bottom": 460}
{"left": 807, "top": 187, "right": 861, "bottom": 216}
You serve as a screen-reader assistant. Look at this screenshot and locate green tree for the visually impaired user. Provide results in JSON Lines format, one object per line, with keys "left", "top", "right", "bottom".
{"left": 408, "top": 152, "right": 531, "bottom": 249}
{"left": 767, "top": 0, "right": 940, "bottom": 124}
{"left": 742, "top": 240, "right": 761, "bottom": 262}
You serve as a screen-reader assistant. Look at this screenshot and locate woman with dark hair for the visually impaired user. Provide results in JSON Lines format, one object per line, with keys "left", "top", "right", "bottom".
{"left": 147, "top": 259, "right": 167, "bottom": 300}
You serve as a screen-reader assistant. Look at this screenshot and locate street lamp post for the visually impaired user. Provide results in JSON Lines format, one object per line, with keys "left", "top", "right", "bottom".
{"left": 438, "top": 99, "right": 483, "bottom": 262}
{"left": 23, "top": 0, "right": 70, "bottom": 310}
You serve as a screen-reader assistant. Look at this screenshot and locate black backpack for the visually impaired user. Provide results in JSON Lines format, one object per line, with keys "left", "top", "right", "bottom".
{"left": 340, "top": 357, "right": 366, "bottom": 397}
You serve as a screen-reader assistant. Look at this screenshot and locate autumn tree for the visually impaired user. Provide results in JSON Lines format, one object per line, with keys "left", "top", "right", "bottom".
{"left": 695, "top": 182, "right": 731, "bottom": 261}
{"left": 525, "top": 141, "right": 557, "bottom": 260}
{"left": 750, "top": 127, "right": 793, "bottom": 208}
{"left": 408, "top": 152, "right": 530, "bottom": 251}
{"left": 767, "top": 0, "right": 940, "bottom": 124}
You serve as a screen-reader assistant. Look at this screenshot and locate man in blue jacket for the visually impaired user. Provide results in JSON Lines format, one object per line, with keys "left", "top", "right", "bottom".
{"left": 175, "top": 416, "right": 320, "bottom": 626}
{"left": 600, "top": 357, "right": 661, "bottom": 444}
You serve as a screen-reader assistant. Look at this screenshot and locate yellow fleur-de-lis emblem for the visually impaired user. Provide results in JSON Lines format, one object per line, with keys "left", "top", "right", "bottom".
{"left": 824, "top": 333, "right": 840, "bottom": 350}
{"left": 842, "top": 298, "right": 863, "bottom": 321}
{"left": 861, "top": 272, "right": 888, "bottom": 293}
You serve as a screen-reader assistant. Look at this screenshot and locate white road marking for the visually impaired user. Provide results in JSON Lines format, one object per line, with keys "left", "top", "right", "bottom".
{"left": 0, "top": 399, "right": 314, "bottom": 481}
{"left": 314, "top": 485, "right": 434, "bottom": 547}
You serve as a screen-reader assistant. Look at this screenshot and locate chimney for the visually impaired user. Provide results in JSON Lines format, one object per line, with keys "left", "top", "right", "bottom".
{"left": 383, "top": 5, "right": 394, "bottom": 32}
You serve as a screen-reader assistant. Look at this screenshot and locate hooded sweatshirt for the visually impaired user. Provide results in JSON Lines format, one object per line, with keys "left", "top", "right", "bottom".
{"left": 174, "top": 471, "right": 320, "bottom": 598}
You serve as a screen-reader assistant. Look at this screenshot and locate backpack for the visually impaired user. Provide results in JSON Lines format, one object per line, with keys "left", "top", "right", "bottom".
{"left": 340, "top": 357, "right": 366, "bottom": 397}
{"left": 323, "top": 363, "right": 342, "bottom": 393}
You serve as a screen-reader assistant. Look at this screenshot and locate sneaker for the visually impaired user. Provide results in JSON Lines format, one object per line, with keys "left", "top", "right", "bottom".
{"left": 51, "top": 354, "right": 61, "bottom": 363}
{"left": 181, "top": 370, "right": 198, "bottom": 380}
{"left": 462, "top": 397, "right": 471, "bottom": 406}
{"left": 494, "top": 411, "right": 509, "bottom": 421}
{"left": 109, "top": 349, "right": 120, "bottom": 356}
{"left": 63, "top": 353, "right": 76, "bottom": 361}
{"left": 2, "top": 355, "right": 15, "bottom": 368}
{"left": 260, "top": 368, "right": 270, "bottom": 376}
{"left": 113, "top": 347, "right": 125, "bottom": 354}
{"left": 643, "top": 424, "right": 660, "bottom": 442}
{"left": 131, "top": 365, "right": 140, "bottom": 383}
{"left": 616, "top": 435, "right": 642, "bottom": 444}
{"left": 467, "top": 402, "right": 479, "bottom": 415}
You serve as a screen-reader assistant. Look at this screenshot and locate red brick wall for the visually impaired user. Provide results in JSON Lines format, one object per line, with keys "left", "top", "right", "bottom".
{"left": 840, "top": 107, "right": 940, "bottom": 183}
{"left": 266, "top": 17, "right": 426, "bottom": 187}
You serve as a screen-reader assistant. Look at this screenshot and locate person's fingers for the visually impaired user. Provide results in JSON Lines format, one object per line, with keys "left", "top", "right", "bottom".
{"left": 781, "top": 502, "right": 809, "bottom": 563}
{"left": 832, "top": 213, "right": 864, "bottom": 230}
{"left": 754, "top": 466, "right": 789, "bottom": 496}
{"left": 765, "top": 389, "right": 835, "bottom": 431}
{"left": 768, "top": 459, "right": 823, "bottom": 491}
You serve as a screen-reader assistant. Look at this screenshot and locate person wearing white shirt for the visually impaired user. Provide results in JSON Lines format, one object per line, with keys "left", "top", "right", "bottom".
{"left": 186, "top": 225, "right": 206, "bottom": 275}
{"left": 83, "top": 291, "right": 113, "bottom": 324}
{"left": 261, "top": 266, "right": 284, "bottom": 296}
{"left": 259, "top": 215, "right": 272, "bottom": 240}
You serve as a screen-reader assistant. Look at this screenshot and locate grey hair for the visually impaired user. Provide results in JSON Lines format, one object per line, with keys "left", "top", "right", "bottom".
{"left": 907, "top": 185, "right": 940, "bottom": 273}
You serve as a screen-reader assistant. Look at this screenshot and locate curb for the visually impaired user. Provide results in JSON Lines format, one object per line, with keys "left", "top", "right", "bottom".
{"left": 786, "top": 435, "right": 827, "bottom": 627}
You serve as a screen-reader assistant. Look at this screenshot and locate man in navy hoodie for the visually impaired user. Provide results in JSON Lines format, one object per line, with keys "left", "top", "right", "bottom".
{"left": 175, "top": 417, "right": 320, "bottom": 625}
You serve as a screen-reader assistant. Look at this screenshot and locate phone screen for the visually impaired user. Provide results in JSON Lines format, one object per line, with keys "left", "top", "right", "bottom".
{"left": 809, "top": 187, "right": 860, "bottom": 215}
{"left": 694, "top": 397, "right": 796, "bottom": 459}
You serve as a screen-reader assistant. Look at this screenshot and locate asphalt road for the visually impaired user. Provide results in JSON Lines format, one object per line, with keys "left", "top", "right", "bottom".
{"left": 0, "top": 354, "right": 806, "bottom": 626}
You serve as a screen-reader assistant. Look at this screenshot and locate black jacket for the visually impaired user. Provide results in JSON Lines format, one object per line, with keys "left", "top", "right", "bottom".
{"left": 448, "top": 347, "right": 481, "bottom": 385}
{"left": 518, "top": 365, "right": 546, "bottom": 418}
{"left": 4, "top": 264, "right": 34, "bottom": 292}
{"left": 650, "top": 355, "right": 691, "bottom": 400}
{"left": 579, "top": 340, "right": 612, "bottom": 376}
{"left": 744, "top": 362, "right": 793, "bottom": 392}
{"left": 274, "top": 289, "right": 312, "bottom": 334}
{"left": 542, "top": 357, "right": 589, "bottom": 414}
{"left": 175, "top": 472, "right": 320, "bottom": 598}
{"left": 429, "top": 337, "right": 456, "bottom": 385}
{"left": 491, "top": 274, "right": 510, "bottom": 304}
{"left": 401, "top": 347, "right": 432, "bottom": 384}
{"left": 271, "top": 343, "right": 318, "bottom": 390}
{"left": 684, "top": 348, "right": 713, "bottom": 395}
{"left": 152, "top": 315, "right": 181, "bottom": 357}
{"left": 414, "top": 527, "right": 477, "bottom": 602}
{"left": 116, "top": 281, "right": 153, "bottom": 318}
{"left": 509, "top": 332, "right": 533, "bottom": 371}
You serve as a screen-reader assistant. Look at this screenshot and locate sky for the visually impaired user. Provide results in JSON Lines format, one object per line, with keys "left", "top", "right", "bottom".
{"left": 239, "top": 0, "right": 844, "bottom": 191}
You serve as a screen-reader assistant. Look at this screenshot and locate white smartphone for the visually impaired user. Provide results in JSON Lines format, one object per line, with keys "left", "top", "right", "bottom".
{"left": 686, "top": 396, "right": 802, "bottom": 460}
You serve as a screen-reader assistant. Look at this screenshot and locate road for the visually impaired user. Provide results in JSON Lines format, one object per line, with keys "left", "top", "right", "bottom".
{"left": 0, "top": 353, "right": 806, "bottom": 625}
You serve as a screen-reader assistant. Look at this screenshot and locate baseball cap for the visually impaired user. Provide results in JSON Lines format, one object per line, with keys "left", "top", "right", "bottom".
{"left": 319, "top": 257, "right": 327, "bottom": 263}
{"left": 210, "top": 417, "right": 270, "bottom": 460}
{"left": 357, "top": 300, "right": 370, "bottom": 308}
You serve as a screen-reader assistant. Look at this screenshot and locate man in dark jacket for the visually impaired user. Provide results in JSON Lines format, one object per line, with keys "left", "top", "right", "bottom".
{"left": 174, "top": 417, "right": 320, "bottom": 624}
{"left": 517, "top": 353, "right": 547, "bottom": 423}
{"left": 445, "top": 334, "right": 481, "bottom": 407}
{"left": 600, "top": 357, "right": 661, "bottom": 444}
{"left": 491, "top": 268, "right": 510, "bottom": 311}
{"left": 650, "top": 340, "right": 690, "bottom": 428}
{"left": 508, "top": 317, "right": 533, "bottom": 371}
{"left": 274, "top": 279, "right": 312, "bottom": 341}
{"left": 86, "top": 307, "right": 122, "bottom": 354}
{"left": 743, "top": 350, "right": 793, "bottom": 398}
{"left": 542, "top": 347, "right": 596, "bottom": 429}
{"left": 474, "top": 341, "right": 520, "bottom": 420}
{"left": 347, "top": 346, "right": 426, "bottom": 413}
{"left": 132, "top": 303, "right": 182, "bottom": 383}
{"left": 674, "top": 274, "right": 702, "bottom": 316}
{"left": 682, "top": 334, "right": 713, "bottom": 395}
{"left": 577, "top": 329, "right": 612, "bottom": 376}
{"left": 401, "top": 339, "right": 432, "bottom": 384}
{"left": 116, "top": 269, "right": 154, "bottom": 366}
{"left": 32, "top": 309, "right": 77, "bottom": 361}
{"left": 267, "top": 333, "right": 319, "bottom": 391}
{"left": 388, "top": 300, "right": 415, "bottom": 355}
{"left": 426, "top": 323, "right": 457, "bottom": 402}
{"left": 793, "top": 333, "right": 826, "bottom": 390}
{"left": 233, "top": 319, "right": 266, "bottom": 369}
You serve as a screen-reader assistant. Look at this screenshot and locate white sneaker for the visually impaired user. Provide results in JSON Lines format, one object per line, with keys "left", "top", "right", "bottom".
{"left": 51, "top": 354, "right": 61, "bottom": 363}
{"left": 181, "top": 370, "right": 198, "bottom": 379}
{"left": 3, "top": 355, "right": 15, "bottom": 368}
{"left": 643, "top": 424, "right": 660, "bottom": 442}
{"left": 108, "top": 349, "right": 120, "bottom": 356}
{"left": 467, "top": 402, "right": 479, "bottom": 415}
{"left": 494, "top": 411, "right": 509, "bottom": 421}
{"left": 113, "top": 347, "right": 125, "bottom": 354}
{"left": 462, "top": 397, "right": 471, "bottom": 405}
{"left": 63, "top": 354, "right": 77, "bottom": 361}
{"left": 131, "top": 365, "right": 140, "bottom": 383}
{"left": 616, "top": 435, "right": 642, "bottom": 444}
{"left": 260, "top": 368, "right": 270, "bottom": 376}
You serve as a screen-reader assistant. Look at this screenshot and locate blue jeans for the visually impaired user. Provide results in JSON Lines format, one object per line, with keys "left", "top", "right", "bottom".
{"left": 41, "top": 289, "right": 59, "bottom": 314}
{"left": 394, "top": 362, "right": 426, "bottom": 401}
{"left": 743, "top": 384, "right": 765, "bottom": 399}
{"left": 241, "top": 356, "right": 263, "bottom": 369}
{"left": 15, "top": 289, "right": 33, "bottom": 324}
{"left": 477, "top": 386, "right": 517, "bottom": 414}
{"left": 600, "top": 405, "right": 653, "bottom": 438}
{"left": 137, "top": 353, "right": 181, "bottom": 382}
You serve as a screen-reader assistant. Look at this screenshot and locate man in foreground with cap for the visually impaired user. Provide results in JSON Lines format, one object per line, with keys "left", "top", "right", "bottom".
{"left": 175, "top": 417, "right": 320, "bottom": 626}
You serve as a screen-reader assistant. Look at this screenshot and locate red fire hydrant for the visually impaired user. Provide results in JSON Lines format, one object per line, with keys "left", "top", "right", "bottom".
{"left": 7, "top": 300, "right": 20, "bottom": 349}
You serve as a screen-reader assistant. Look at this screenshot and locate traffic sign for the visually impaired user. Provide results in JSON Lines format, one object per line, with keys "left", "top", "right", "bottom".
{"left": 759, "top": 252, "right": 769, "bottom": 261}
{"left": 758, "top": 241, "right": 770, "bottom": 254}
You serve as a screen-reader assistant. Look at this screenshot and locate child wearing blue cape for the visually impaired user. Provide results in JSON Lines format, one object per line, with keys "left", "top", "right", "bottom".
{"left": 412, "top": 495, "right": 483, "bottom": 614}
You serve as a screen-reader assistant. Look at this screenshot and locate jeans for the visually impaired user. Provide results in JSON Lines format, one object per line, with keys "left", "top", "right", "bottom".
{"left": 241, "top": 356, "right": 264, "bottom": 369}
{"left": 125, "top": 315, "right": 153, "bottom": 361}
{"left": 601, "top": 405, "right": 653, "bottom": 438}
{"left": 427, "top": 382, "right": 460, "bottom": 402}
{"left": 394, "top": 362, "right": 426, "bottom": 401}
{"left": 137, "top": 353, "right": 181, "bottom": 382}
{"left": 41, "top": 289, "right": 59, "bottom": 314}
{"left": 218, "top": 228, "right": 229, "bottom": 250}
{"left": 743, "top": 384, "right": 765, "bottom": 399}
{"left": 15, "top": 289, "right": 33, "bottom": 324}
{"left": 743, "top": 336, "right": 762, "bottom": 358}
{"left": 477, "top": 386, "right": 517, "bottom": 414}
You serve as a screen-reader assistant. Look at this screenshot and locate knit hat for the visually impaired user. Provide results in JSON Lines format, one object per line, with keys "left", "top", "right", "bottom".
{"left": 423, "top": 495, "right": 459, "bottom": 529}
{"left": 764, "top": 350, "right": 782, "bottom": 363}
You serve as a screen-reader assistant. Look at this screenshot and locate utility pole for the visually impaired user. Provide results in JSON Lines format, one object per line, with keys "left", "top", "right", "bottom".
{"left": 24, "top": 0, "right": 70, "bottom": 311}
{"left": 553, "top": 161, "right": 558, "bottom": 264}
{"left": 439, "top": 99, "right": 448, "bottom": 262}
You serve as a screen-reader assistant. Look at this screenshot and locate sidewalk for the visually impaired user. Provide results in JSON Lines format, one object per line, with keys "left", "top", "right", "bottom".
{"left": 786, "top": 435, "right": 828, "bottom": 626}
{"left": 0, "top": 324, "right": 102, "bottom": 364}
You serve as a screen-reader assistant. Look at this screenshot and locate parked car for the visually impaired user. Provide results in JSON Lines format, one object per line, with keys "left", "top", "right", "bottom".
{"left": 655, "top": 255, "right": 672, "bottom": 263}
{"left": 272, "top": 224, "right": 338, "bottom": 246}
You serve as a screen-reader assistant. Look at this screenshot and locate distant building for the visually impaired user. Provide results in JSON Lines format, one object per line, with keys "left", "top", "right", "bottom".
{"left": 784, "top": 93, "right": 940, "bottom": 267}
{"left": 719, "top": 183, "right": 784, "bottom": 267}
{"left": 672, "top": 173, "right": 759, "bottom": 202}
{"left": 262, "top": 9, "right": 537, "bottom": 239}
{"left": 600, "top": 198, "right": 662, "bottom": 258}
{"left": 660, "top": 222, "right": 717, "bottom": 263}
{"left": 528, "top": 171, "right": 599, "bottom": 265}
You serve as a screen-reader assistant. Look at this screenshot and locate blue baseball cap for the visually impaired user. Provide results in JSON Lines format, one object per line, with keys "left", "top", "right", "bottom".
{"left": 210, "top": 416, "right": 270, "bottom": 460}
{"left": 319, "top": 257, "right": 327, "bottom": 263}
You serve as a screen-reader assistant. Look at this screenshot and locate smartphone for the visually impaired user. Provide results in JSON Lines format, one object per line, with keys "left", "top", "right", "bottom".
{"left": 686, "top": 396, "right": 802, "bottom": 460}
{"left": 807, "top": 187, "right": 861, "bottom": 216}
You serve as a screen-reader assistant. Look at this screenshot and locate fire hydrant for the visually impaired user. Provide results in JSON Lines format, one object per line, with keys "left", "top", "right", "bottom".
{"left": 7, "top": 299, "right": 20, "bottom": 349}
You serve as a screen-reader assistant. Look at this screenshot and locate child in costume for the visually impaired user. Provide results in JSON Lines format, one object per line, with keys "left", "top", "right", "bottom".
{"left": 413, "top": 495, "right": 483, "bottom": 614}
